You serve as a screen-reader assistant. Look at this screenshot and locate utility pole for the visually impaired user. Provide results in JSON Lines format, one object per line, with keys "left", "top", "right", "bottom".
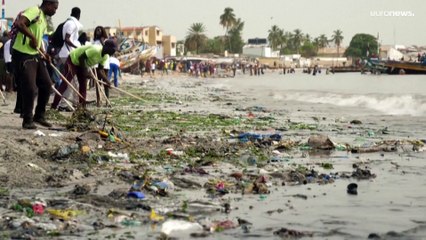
{"left": 1, "top": 0, "right": 5, "bottom": 32}
{"left": 1, "top": 0, "right": 5, "bottom": 19}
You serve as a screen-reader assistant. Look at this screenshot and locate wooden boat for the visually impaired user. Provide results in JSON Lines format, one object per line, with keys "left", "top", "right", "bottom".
{"left": 362, "top": 58, "right": 387, "bottom": 74}
{"left": 382, "top": 60, "right": 426, "bottom": 74}
{"left": 116, "top": 39, "right": 157, "bottom": 73}
{"left": 330, "top": 66, "right": 361, "bottom": 73}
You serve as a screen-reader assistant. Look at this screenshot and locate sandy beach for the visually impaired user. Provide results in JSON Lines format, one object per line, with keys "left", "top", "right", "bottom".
{"left": 0, "top": 71, "right": 426, "bottom": 239}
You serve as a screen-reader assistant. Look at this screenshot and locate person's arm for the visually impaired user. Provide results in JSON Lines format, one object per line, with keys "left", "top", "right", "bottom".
{"left": 78, "top": 52, "right": 88, "bottom": 68}
{"left": 15, "top": 15, "right": 38, "bottom": 49}
{"left": 97, "top": 65, "right": 109, "bottom": 83}
{"left": 64, "top": 21, "right": 78, "bottom": 49}
{"left": 64, "top": 33, "right": 78, "bottom": 49}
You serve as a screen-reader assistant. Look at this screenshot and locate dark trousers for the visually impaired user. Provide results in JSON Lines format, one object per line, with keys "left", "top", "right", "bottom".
{"left": 12, "top": 50, "right": 52, "bottom": 123}
{"left": 0, "top": 60, "right": 13, "bottom": 92}
{"left": 51, "top": 57, "right": 87, "bottom": 109}
{"left": 6, "top": 62, "right": 15, "bottom": 91}
{"left": 12, "top": 56, "right": 22, "bottom": 112}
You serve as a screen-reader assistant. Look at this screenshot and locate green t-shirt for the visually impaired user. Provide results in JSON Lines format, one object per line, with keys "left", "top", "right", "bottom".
{"left": 70, "top": 45, "right": 109, "bottom": 68}
{"left": 12, "top": 6, "right": 45, "bottom": 55}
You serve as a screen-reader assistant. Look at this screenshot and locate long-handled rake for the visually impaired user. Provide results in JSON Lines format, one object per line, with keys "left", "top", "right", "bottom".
{"left": 0, "top": 89, "right": 8, "bottom": 106}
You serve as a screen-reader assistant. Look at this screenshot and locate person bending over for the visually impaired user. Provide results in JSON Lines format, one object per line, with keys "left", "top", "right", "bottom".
{"left": 51, "top": 39, "right": 116, "bottom": 109}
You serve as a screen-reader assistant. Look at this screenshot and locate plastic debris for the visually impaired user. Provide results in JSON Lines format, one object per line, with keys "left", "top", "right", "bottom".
{"left": 81, "top": 145, "right": 91, "bottom": 154}
{"left": 150, "top": 209, "right": 165, "bottom": 222}
{"left": 107, "top": 151, "right": 130, "bottom": 161}
{"left": 161, "top": 219, "right": 203, "bottom": 235}
{"left": 33, "top": 130, "right": 45, "bottom": 137}
{"left": 47, "top": 209, "right": 81, "bottom": 220}
{"left": 127, "top": 191, "right": 145, "bottom": 199}
{"left": 32, "top": 202, "right": 46, "bottom": 215}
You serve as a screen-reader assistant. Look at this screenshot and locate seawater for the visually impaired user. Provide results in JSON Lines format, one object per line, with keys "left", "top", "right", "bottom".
{"left": 196, "top": 72, "right": 426, "bottom": 239}
{"left": 128, "top": 73, "right": 426, "bottom": 239}
{"left": 213, "top": 72, "right": 426, "bottom": 117}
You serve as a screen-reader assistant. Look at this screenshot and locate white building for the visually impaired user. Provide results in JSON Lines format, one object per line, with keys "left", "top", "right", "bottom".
{"left": 242, "top": 38, "right": 272, "bottom": 57}
{"left": 242, "top": 45, "right": 272, "bottom": 57}
{"left": 380, "top": 45, "right": 404, "bottom": 60}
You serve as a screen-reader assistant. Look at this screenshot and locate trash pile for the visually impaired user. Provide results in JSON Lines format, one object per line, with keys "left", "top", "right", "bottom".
{"left": 1, "top": 83, "right": 425, "bottom": 239}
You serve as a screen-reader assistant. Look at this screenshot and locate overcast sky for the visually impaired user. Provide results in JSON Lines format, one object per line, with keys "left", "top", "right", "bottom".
{"left": 6, "top": 0, "right": 425, "bottom": 46}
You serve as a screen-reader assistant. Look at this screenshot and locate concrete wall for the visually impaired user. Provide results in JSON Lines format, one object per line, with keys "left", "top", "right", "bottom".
{"left": 242, "top": 45, "right": 272, "bottom": 57}
{"left": 162, "top": 35, "right": 176, "bottom": 57}
{"left": 311, "top": 57, "right": 352, "bottom": 67}
{"left": 148, "top": 26, "right": 163, "bottom": 47}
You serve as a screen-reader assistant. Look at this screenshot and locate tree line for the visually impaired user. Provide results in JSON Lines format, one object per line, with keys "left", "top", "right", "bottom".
{"left": 183, "top": 7, "right": 379, "bottom": 59}
{"left": 267, "top": 26, "right": 343, "bottom": 57}
{"left": 184, "top": 7, "right": 244, "bottom": 55}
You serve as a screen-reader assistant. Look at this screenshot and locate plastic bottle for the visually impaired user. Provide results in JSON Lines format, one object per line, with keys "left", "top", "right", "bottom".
{"left": 247, "top": 156, "right": 257, "bottom": 166}
{"left": 335, "top": 144, "right": 347, "bottom": 151}
{"left": 121, "top": 219, "right": 142, "bottom": 226}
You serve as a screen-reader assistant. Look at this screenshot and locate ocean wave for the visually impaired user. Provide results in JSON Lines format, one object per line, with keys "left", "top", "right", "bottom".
{"left": 275, "top": 92, "right": 426, "bottom": 116}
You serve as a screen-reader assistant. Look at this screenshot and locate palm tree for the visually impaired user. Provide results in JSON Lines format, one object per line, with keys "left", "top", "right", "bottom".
{"left": 230, "top": 18, "right": 244, "bottom": 32}
{"left": 331, "top": 29, "right": 344, "bottom": 57}
{"left": 268, "top": 25, "right": 282, "bottom": 51}
{"left": 281, "top": 31, "right": 292, "bottom": 52}
{"left": 318, "top": 34, "right": 329, "bottom": 49}
{"left": 305, "top": 34, "right": 312, "bottom": 43}
{"left": 185, "top": 23, "right": 207, "bottom": 54}
{"left": 219, "top": 7, "right": 236, "bottom": 50}
{"left": 228, "top": 18, "right": 245, "bottom": 53}
{"left": 313, "top": 37, "right": 320, "bottom": 53}
{"left": 292, "top": 29, "right": 303, "bottom": 54}
{"left": 277, "top": 29, "right": 286, "bottom": 52}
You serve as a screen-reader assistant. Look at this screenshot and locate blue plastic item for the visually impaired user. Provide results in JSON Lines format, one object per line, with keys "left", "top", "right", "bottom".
{"left": 127, "top": 191, "right": 145, "bottom": 199}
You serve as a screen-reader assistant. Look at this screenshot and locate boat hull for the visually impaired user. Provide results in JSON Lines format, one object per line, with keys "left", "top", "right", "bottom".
{"left": 383, "top": 61, "right": 426, "bottom": 74}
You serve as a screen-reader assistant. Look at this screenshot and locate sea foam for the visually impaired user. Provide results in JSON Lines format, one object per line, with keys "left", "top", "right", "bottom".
{"left": 275, "top": 92, "right": 426, "bottom": 116}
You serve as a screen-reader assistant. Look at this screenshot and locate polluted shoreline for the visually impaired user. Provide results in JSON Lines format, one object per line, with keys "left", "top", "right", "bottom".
{"left": 1, "top": 74, "right": 426, "bottom": 239}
